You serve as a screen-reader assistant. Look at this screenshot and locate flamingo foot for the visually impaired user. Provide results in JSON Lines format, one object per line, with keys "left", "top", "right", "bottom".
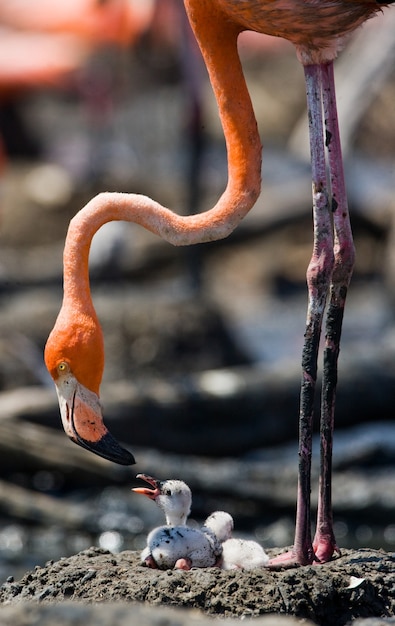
{"left": 313, "top": 533, "right": 341, "bottom": 563}
{"left": 266, "top": 545, "right": 315, "bottom": 569}
{"left": 174, "top": 558, "right": 192, "bottom": 571}
{"left": 267, "top": 536, "right": 341, "bottom": 569}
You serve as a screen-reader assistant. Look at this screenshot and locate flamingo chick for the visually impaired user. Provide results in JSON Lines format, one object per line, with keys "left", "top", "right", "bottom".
{"left": 132, "top": 474, "right": 222, "bottom": 570}
{"left": 205, "top": 511, "right": 269, "bottom": 570}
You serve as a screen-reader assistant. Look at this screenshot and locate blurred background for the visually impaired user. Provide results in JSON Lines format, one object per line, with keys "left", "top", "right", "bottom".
{"left": 0, "top": 0, "right": 394, "bottom": 580}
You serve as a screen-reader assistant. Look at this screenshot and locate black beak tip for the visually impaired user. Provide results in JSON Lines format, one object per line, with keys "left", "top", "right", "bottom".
{"left": 73, "top": 432, "right": 136, "bottom": 466}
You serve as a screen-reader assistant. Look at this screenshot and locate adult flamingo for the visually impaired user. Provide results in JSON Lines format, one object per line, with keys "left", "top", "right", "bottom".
{"left": 44, "top": 0, "right": 394, "bottom": 567}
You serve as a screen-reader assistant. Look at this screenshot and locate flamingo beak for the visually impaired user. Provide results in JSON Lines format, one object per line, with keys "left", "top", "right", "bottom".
{"left": 55, "top": 375, "right": 135, "bottom": 465}
{"left": 132, "top": 473, "right": 162, "bottom": 499}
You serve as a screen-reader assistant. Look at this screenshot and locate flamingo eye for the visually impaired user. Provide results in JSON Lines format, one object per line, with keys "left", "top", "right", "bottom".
{"left": 57, "top": 362, "right": 70, "bottom": 374}
{"left": 163, "top": 488, "right": 172, "bottom": 496}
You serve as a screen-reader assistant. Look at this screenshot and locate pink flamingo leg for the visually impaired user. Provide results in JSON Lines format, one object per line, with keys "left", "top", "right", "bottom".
{"left": 269, "top": 63, "right": 335, "bottom": 568}
{"left": 313, "top": 62, "right": 355, "bottom": 562}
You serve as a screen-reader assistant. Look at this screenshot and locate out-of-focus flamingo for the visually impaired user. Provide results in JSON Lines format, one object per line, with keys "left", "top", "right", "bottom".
{"left": 0, "top": 30, "right": 88, "bottom": 177}
{"left": 0, "top": 31, "right": 89, "bottom": 96}
{"left": 0, "top": 0, "right": 155, "bottom": 94}
{"left": 0, "top": 0, "right": 154, "bottom": 47}
{"left": 0, "top": 0, "right": 156, "bottom": 170}
{"left": 0, "top": 0, "right": 162, "bottom": 96}
{"left": 45, "top": 0, "right": 394, "bottom": 567}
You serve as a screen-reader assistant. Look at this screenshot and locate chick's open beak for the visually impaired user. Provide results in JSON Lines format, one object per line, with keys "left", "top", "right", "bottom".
{"left": 132, "top": 473, "right": 162, "bottom": 499}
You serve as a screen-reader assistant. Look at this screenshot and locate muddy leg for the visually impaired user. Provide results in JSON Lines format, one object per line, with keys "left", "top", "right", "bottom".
{"left": 313, "top": 62, "right": 355, "bottom": 562}
{"left": 269, "top": 63, "right": 334, "bottom": 568}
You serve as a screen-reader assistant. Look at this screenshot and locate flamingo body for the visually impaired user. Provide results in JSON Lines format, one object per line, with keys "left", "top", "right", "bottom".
{"left": 185, "top": 0, "right": 387, "bottom": 64}
{"left": 213, "top": 0, "right": 383, "bottom": 56}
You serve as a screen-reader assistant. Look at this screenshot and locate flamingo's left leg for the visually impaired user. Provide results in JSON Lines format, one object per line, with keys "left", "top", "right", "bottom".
{"left": 313, "top": 62, "right": 355, "bottom": 562}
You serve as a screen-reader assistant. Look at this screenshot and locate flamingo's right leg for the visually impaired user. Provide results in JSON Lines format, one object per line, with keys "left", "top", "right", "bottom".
{"left": 313, "top": 62, "right": 354, "bottom": 563}
{"left": 268, "top": 63, "right": 335, "bottom": 569}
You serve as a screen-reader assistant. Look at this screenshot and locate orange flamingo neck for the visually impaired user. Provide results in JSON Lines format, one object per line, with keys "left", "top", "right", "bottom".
{"left": 48, "top": 5, "right": 262, "bottom": 396}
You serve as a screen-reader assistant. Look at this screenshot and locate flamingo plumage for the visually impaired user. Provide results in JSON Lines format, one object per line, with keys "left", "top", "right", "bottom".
{"left": 44, "top": 0, "right": 394, "bottom": 567}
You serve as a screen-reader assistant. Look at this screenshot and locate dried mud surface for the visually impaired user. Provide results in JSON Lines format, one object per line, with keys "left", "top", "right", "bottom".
{"left": 0, "top": 547, "right": 394, "bottom": 626}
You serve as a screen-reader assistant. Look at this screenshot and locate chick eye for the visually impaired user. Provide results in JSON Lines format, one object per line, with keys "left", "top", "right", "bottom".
{"left": 163, "top": 489, "right": 172, "bottom": 496}
{"left": 57, "top": 362, "right": 70, "bottom": 374}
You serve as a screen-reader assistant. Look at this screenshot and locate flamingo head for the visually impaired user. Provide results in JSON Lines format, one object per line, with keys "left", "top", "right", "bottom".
{"left": 132, "top": 474, "right": 192, "bottom": 526}
{"left": 44, "top": 314, "right": 135, "bottom": 466}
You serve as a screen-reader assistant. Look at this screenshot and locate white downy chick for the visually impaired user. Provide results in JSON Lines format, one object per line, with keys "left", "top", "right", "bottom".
{"left": 205, "top": 510, "right": 269, "bottom": 570}
{"left": 132, "top": 474, "right": 222, "bottom": 570}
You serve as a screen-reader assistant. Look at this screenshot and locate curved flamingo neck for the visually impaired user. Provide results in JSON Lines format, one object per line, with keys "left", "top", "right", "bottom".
{"left": 63, "top": 10, "right": 261, "bottom": 301}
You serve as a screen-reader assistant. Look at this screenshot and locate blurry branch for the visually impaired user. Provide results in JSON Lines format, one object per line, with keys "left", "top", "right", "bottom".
{"left": 0, "top": 386, "right": 394, "bottom": 526}
{"left": 0, "top": 479, "right": 91, "bottom": 530}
